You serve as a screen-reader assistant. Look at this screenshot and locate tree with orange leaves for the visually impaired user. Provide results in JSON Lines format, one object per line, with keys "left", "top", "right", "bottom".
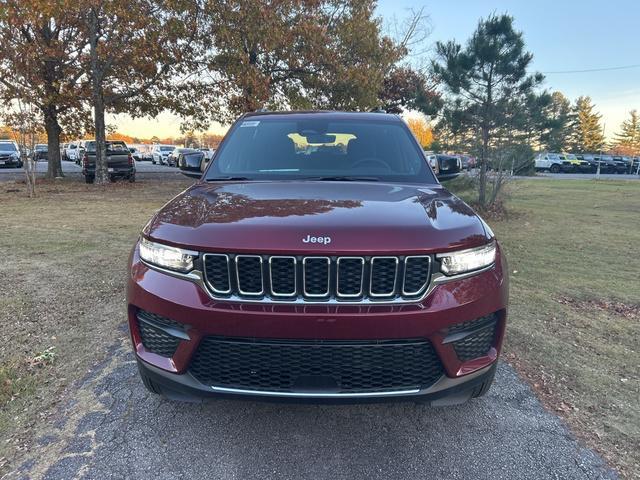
{"left": 406, "top": 117, "right": 433, "bottom": 149}
{"left": 0, "top": 0, "right": 88, "bottom": 178}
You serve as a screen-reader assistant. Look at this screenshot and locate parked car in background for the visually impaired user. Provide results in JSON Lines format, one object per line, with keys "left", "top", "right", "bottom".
{"left": 0, "top": 140, "right": 23, "bottom": 168}
{"left": 612, "top": 156, "right": 632, "bottom": 174}
{"left": 32, "top": 144, "right": 48, "bottom": 161}
{"left": 200, "top": 149, "right": 215, "bottom": 171}
{"left": 82, "top": 140, "right": 135, "bottom": 183}
{"left": 459, "top": 154, "right": 476, "bottom": 170}
{"left": 623, "top": 157, "right": 635, "bottom": 174}
{"left": 581, "top": 154, "right": 607, "bottom": 173}
{"left": 166, "top": 147, "right": 197, "bottom": 167}
{"left": 129, "top": 147, "right": 143, "bottom": 161}
{"left": 563, "top": 153, "right": 592, "bottom": 172}
{"left": 424, "top": 151, "right": 438, "bottom": 175}
{"left": 597, "top": 155, "right": 618, "bottom": 173}
{"left": 60, "top": 143, "right": 70, "bottom": 161}
{"left": 74, "top": 140, "right": 89, "bottom": 165}
{"left": 198, "top": 147, "right": 217, "bottom": 161}
{"left": 151, "top": 145, "right": 175, "bottom": 165}
{"left": 534, "top": 153, "right": 576, "bottom": 173}
{"left": 65, "top": 141, "right": 80, "bottom": 163}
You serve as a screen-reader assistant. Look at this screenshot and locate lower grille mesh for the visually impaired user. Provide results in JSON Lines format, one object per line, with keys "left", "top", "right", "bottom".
{"left": 450, "top": 315, "right": 498, "bottom": 361}
{"left": 189, "top": 337, "right": 444, "bottom": 393}
{"left": 138, "top": 321, "right": 181, "bottom": 357}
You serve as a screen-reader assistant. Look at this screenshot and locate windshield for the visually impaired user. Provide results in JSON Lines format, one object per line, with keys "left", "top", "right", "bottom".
{"left": 205, "top": 117, "right": 436, "bottom": 183}
{"left": 85, "top": 141, "right": 128, "bottom": 152}
{"left": 161, "top": 146, "right": 174, "bottom": 152}
{"left": 0, "top": 143, "right": 18, "bottom": 152}
{"left": 35, "top": 145, "right": 47, "bottom": 150}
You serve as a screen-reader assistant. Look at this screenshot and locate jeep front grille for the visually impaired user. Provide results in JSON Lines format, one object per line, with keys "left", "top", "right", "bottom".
{"left": 202, "top": 253, "right": 431, "bottom": 302}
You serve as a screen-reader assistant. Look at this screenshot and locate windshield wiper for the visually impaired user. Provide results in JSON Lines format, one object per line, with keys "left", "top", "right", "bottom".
{"left": 205, "top": 176, "right": 251, "bottom": 182}
{"left": 305, "top": 176, "right": 380, "bottom": 182}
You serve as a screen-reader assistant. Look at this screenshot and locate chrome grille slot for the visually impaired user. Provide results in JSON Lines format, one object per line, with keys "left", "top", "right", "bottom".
{"left": 337, "top": 257, "right": 364, "bottom": 298}
{"left": 269, "top": 256, "right": 297, "bottom": 296}
{"left": 203, "top": 254, "right": 231, "bottom": 294}
{"left": 235, "top": 255, "right": 264, "bottom": 295}
{"left": 201, "top": 253, "right": 434, "bottom": 303}
{"left": 303, "top": 257, "right": 330, "bottom": 297}
{"left": 402, "top": 256, "right": 431, "bottom": 296}
{"left": 369, "top": 257, "right": 398, "bottom": 297}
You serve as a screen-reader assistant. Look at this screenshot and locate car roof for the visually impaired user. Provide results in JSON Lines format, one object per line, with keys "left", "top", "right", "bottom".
{"left": 242, "top": 110, "right": 401, "bottom": 123}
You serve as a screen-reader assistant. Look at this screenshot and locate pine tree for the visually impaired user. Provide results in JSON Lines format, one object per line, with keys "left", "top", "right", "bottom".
{"left": 544, "top": 91, "right": 573, "bottom": 152}
{"left": 570, "top": 96, "right": 605, "bottom": 152}
{"left": 432, "top": 14, "right": 543, "bottom": 207}
{"left": 612, "top": 110, "right": 640, "bottom": 156}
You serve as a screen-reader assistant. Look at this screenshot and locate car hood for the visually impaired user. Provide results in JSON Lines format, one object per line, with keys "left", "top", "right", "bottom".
{"left": 143, "top": 181, "right": 490, "bottom": 254}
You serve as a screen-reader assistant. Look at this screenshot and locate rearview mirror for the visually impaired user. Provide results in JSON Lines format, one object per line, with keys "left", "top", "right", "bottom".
{"left": 305, "top": 134, "right": 336, "bottom": 144}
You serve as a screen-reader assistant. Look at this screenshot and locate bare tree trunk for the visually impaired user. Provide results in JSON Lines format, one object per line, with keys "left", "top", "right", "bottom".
{"left": 43, "top": 106, "right": 64, "bottom": 178}
{"left": 89, "top": 7, "right": 109, "bottom": 185}
{"left": 24, "top": 153, "right": 36, "bottom": 197}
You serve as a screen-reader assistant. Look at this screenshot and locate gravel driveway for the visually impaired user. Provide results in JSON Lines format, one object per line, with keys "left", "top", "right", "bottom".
{"left": 8, "top": 339, "right": 616, "bottom": 480}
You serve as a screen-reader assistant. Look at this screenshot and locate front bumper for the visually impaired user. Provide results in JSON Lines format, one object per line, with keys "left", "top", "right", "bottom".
{"left": 127, "top": 245, "right": 508, "bottom": 401}
{"left": 0, "top": 158, "right": 20, "bottom": 168}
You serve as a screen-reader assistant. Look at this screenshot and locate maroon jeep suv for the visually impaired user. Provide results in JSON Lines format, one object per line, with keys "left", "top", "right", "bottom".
{"left": 127, "top": 111, "right": 508, "bottom": 404}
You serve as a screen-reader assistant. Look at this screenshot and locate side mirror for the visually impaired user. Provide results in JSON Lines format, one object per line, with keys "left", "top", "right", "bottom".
{"left": 179, "top": 152, "right": 205, "bottom": 178}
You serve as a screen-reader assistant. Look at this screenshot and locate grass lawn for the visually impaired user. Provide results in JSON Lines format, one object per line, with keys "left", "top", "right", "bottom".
{"left": 0, "top": 176, "right": 638, "bottom": 477}
{"left": 449, "top": 176, "right": 640, "bottom": 477}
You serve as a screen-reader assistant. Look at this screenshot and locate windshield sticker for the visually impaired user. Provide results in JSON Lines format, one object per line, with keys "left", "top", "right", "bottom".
{"left": 240, "top": 120, "right": 260, "bottom": 128}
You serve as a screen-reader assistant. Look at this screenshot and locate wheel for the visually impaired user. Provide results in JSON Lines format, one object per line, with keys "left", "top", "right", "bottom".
{"left": 471, "top": 365, "right": 496, "bottom": 398}
{"left": 139, "top": 368, "right": 162, "bottom": 395}
{"left": 550, "top": 164, "right": 561, "bottom": 174}
{"left": 85, "top": 175, "right": 94, "bottom": 184}
{"left": 129, "top": 174, "right": 136, "bottom": 183}
{"left": 152, "top": 158, "right": 156, "bottom": 164}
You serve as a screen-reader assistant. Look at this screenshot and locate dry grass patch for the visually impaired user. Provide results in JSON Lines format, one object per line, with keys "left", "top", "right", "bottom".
{"left": 0, "top": 177, "right": 191, "bottom": 473}
{"left": 449, "top": 178, "right": 639, "bottom": 478}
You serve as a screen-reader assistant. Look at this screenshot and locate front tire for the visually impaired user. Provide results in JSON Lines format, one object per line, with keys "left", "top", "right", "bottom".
{"left": 139, "top": 368, "right": 162, "bottom": 395}
{"left": 550, "top": 164, "right": 561, "bottom": 174}
{"left": 471, "top": 365, "right": 496, "bottom": 398}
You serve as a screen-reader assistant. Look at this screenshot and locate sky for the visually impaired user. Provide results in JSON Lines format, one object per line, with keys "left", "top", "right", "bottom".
{"left": 111, "top": 0, "right": 640, "bottom": 140}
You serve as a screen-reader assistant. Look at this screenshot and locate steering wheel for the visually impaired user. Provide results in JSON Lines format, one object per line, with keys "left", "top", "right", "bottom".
{"left": 351, "top": 157, "right": 391, "bottom": 171}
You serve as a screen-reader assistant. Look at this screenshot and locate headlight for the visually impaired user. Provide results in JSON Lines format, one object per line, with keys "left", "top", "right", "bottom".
{"left": 139, "top": 237, "right": 197, "bottom": 272}
{"left": 437, "top": 241, "right": 496, "bottom": 276}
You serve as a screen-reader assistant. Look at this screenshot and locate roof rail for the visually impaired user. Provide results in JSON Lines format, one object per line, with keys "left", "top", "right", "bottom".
{"left": 254, "top": 107, "right": 269, "bottom": 113}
